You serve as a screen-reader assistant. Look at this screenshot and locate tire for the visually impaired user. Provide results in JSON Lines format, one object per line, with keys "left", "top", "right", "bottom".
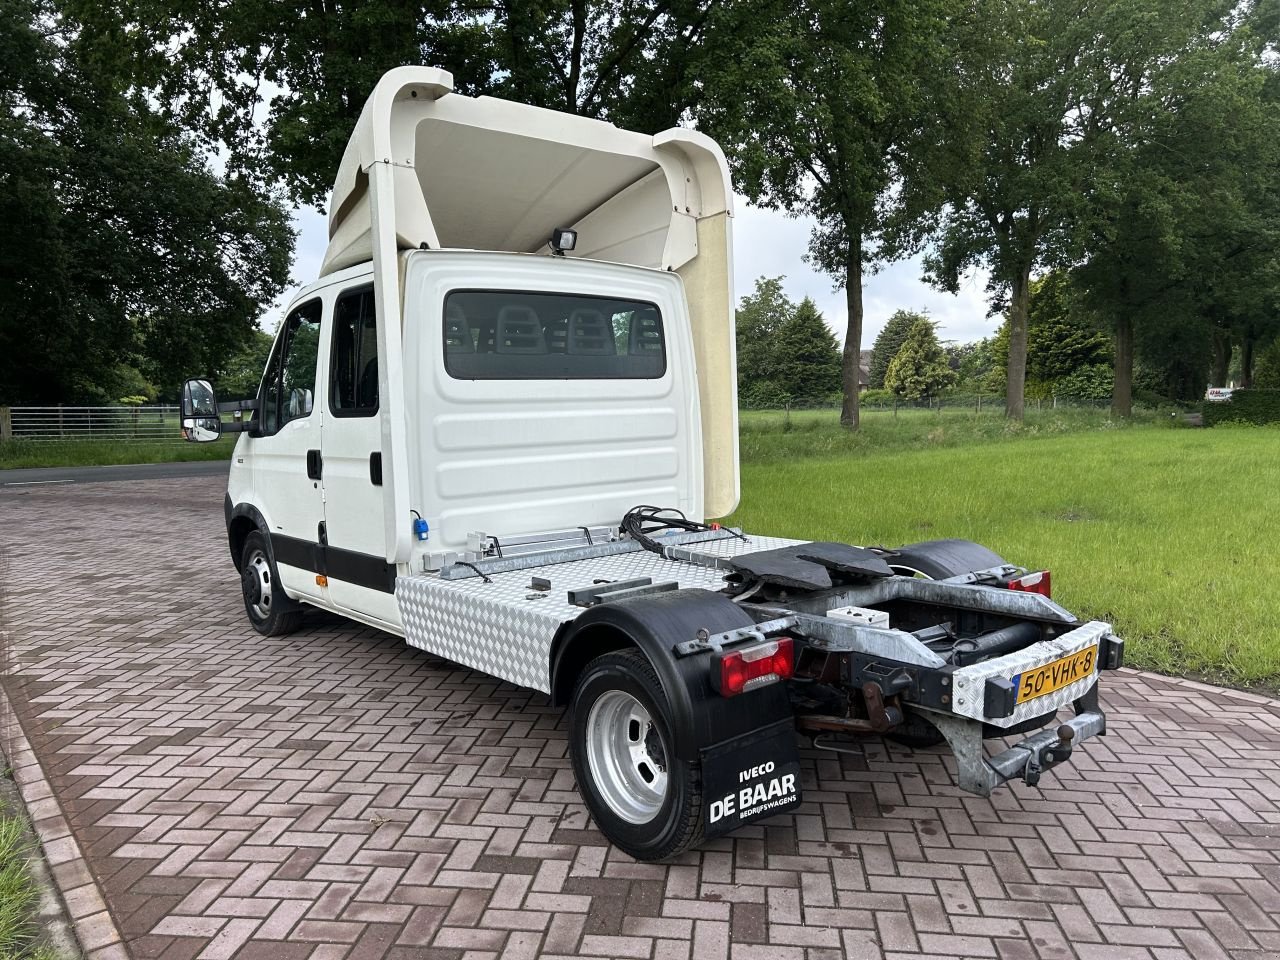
{"left": 239, "top": 531, "right": 304, "bottom": 636}
{"left": 569, "top": 649, "right": 702, "bottom": 861}
{"left": 885, "top": 538, "right": 1007, "bottom": 580}
{"left": 884, "top": 539, "right": 1008, "bottom": 748}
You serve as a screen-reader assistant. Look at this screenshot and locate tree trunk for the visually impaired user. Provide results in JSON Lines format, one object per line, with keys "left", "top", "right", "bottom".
{"left": 839, "top": 233, "right": 864, "bottom": 430}
{"left": 1005, "top": 263, "right": 1031, "bottom": 420}
{"left": 1241, "top": 337, "right": 1254, "bottom": 388}
{"left": 1112, "top": 312, "right": 1134, "bottom": 418}
{"left": 1210, "top": 328, "right": 1232, "bottom": 387}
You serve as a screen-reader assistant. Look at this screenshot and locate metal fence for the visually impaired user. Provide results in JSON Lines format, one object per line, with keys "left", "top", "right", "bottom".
{"left": 0, "top": 405, "right": 184, "bottom": 443}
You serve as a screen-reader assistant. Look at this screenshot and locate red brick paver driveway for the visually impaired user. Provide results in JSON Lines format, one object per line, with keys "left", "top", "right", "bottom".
{"left": 2, "top": 476, "right": 1279, "bottom": 960}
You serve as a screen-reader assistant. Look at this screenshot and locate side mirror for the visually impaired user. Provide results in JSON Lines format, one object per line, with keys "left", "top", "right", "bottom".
{"left": 181, "top": 379, "right": 221, "bottom": 443}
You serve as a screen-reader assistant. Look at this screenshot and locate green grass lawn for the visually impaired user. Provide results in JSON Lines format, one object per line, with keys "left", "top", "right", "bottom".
{"left": 726, "top": 408, "right": 1280, "bottom": 688}
{"left": 0, "top": 804, "right": 56, "bottom": 960}
{"left": 0, "top": 436, "right": 234, "bottom": 469}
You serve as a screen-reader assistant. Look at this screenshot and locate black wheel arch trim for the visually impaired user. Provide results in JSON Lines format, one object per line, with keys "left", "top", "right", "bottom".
{"left": 226, "top": 497, "right": 269, "bottom": 572}
{"left": 550, "top": 588, "right": 796, "bottom": 761}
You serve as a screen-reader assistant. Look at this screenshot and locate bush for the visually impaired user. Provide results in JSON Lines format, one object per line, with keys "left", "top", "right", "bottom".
{"left": 1202, "top": 389, "right": 1280, "bottom": 426}
{"left": 1053, "top": 364, "right": 1113, "bottom": 403}
{"left": 859, "top": 388, "right": 894, "bottom": 406}
{"left": 1254, "top": 339, "right": 1280, "bottom": 389}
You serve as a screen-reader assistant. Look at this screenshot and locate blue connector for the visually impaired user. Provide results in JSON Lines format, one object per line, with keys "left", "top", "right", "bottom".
{"left": 412, "top": 516, "right": 430, "bottom": 542}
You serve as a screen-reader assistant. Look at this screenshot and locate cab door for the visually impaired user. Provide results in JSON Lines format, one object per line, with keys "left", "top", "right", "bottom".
{"left": 321, "top": 284, "right": 398, "bottom": 624}
{"left": 248, "top": 299, "right": 328, "bottom": 602}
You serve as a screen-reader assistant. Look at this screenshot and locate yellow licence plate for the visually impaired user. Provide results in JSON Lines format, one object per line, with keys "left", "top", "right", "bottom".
{"left": 1011, "top": 646, "right": 1098, "bottom": 705}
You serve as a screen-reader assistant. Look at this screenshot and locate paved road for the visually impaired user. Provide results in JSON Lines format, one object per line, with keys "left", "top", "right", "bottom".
{"left": 2, "top": 476, "right": 1279, "bottom": 960}
{"left": 0, "top": 459, "right": 229, "bottom": 487}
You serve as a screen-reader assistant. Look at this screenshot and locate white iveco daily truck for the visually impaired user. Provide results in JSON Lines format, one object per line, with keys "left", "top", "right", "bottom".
{"left": 182, "top": 66, "right": 1123, "bottom": 860}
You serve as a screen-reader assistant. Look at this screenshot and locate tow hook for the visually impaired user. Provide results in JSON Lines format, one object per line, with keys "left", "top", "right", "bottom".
{"left": 861, "top": 682, "right": 902, "bottom": 732}
{"left": 1027, "top": 724, "right": 1076, "bottom": 787}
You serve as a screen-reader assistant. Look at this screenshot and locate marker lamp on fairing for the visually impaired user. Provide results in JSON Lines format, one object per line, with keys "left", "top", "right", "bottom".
{"left": 712, "top": 637, "right": 795, "bottom": 697}
{"left": 1007, "top": 570, "right": 1051, "bottom": 598}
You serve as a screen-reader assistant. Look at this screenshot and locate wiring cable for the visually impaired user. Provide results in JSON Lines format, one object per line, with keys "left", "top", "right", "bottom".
{"left": 620, "top": 505, "right": 746, "bottom": 559}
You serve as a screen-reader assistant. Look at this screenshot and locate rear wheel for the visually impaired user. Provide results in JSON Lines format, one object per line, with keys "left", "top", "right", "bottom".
{"left": 240, "top": 531, "right": 304, "bottom": 636}
{"left": 885, "top": 538, "right": 1007, "bottom": 580}
{"left": 569, "top": 649, "right": 702, "bottom": 861}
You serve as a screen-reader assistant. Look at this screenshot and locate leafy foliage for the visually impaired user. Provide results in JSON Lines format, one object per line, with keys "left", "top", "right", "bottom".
{"left": 116, "top": 0, "right": 711, "bottom": 208}
{"left": 885, "top": 319, "right": 957, "bottom": 401}
{"left": 696, "top": 0, "right": 961, "bottom": 427}
{"left": 0, "top": 0, "right": 292, "bottom": 405}
{"left": 773, "top": 298, "right": 842, "bottom": 404}
{"left": 1073, "top": 0, "right": 1280, "bottom": 412}
{"left": 1202, "top": 390, "right": 1280, "bottom": 426}
{"left": 736, "top": 278, "right": 841, "bottom": 406}
{"left": 1254, "top": 339, "right": 1280, "bottom": 390}
{"left": 869, "top": 311, "right": 926, "bottom": 390}
{"left": 218, "top": 330, "right": 276, "bottom": 401}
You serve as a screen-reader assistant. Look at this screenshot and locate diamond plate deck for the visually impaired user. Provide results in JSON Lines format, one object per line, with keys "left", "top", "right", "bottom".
{"left": 396, "top": 533, "right": 805, "bottom": 692}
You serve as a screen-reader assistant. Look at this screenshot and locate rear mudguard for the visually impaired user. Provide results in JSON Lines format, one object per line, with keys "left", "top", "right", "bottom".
{"left": 550, "top": 589, "right": 802, "bottom": 837}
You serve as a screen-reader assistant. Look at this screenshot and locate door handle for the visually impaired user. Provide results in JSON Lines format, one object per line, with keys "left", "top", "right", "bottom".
{"left": 306, "top": 449, "right": 323, "bottom": 480}
{"left": 369, "top": 452, "right": 383, "bottom": 486}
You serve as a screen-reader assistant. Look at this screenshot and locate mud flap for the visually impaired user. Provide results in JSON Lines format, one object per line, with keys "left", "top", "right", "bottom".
{"left": 701, "top": 718, "right": 802, "bottom": 838}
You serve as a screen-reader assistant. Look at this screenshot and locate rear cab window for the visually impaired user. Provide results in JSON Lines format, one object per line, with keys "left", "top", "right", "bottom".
{"left": 443, "top": 290, "right": 665, "bottom": 380}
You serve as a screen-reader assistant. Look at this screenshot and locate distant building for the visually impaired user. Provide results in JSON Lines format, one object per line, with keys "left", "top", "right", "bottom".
{"left": 859, "top": 350, "right": 872, "bottom": 392}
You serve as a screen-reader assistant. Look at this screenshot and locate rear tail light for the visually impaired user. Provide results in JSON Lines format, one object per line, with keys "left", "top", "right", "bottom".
{"left": 1007, "top": 570, "right": 1052, "bottom": 598}
{"left": 713, "top": 637, "right": 795, "bottom": 697}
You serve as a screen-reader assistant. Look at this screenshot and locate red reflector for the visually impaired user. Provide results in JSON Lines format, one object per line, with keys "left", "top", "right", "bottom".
{"left": 716, "top": 637, "right": 795, "bottom": 697}
{"left": 1008, "top": 570, "right": 1052, "bottom": 597}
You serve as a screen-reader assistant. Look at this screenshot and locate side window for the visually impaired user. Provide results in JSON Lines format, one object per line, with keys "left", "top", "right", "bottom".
{"left": 259, "top": 299, "right": 322, "bottom": 434}
{"left": 330, "top": 287, "right": 378, "bottom": 415}
{"left": 260, "top": 333, "right": 285, "bottom": 435}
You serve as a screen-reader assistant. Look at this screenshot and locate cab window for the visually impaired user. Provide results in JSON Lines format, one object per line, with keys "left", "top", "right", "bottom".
{"left": 330, "top": 286, "right": 378, "bottom": 415}
{"left": 260, "top": 299, "right": 322, "bottom": 434}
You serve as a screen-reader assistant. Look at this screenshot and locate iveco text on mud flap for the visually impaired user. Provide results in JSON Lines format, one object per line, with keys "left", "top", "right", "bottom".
{"left": 181, "top": 66, "right": 1123, "bottom": 861}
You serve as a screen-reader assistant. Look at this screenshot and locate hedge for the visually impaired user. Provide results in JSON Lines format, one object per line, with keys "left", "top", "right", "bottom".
{"left": 1202, "top": 389, "right": 1280, "bottom": 426}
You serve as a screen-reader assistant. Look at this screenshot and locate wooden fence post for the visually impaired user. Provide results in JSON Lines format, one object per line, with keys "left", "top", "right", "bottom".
{"left": 0, "top": 406, "right": 10, "bottom": 440}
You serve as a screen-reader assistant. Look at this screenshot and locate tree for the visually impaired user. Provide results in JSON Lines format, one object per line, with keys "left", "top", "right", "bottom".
{"left": 1025, "top": 272, "right": 1112, "bottom": 385}
{"left": 885, "top": 319, "right": 957, "bottom": 402}
{"left": 735, "top": 277, "right": 795, "bottom": 406}
{"left": 772, "top": 298, "right": 842, "bottom": 404}
{"left": 869, "top": 311, "right": 927, "bottom": 389}
{"left": 218, "top": 330, "right": 276, "bottom": 400}
{"left": 117, "top": 0, "right": 712, "bottom": 207}
{"left": 696, "top": 0, "right": 961, "bottom": 429}
{"left": 1254, "top": 338, "right": 1280, "bottom": 390}
{"left": 907, "top": 0, "right": 1124, "bottom": 420}
{"left": 0, "top": 0, "right": 292, "bottom": 405}
{"left": 1073, "top": 1, "right": 1280, "bottom": 413}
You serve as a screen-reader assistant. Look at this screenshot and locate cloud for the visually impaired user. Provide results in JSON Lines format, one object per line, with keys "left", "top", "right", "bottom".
{"left": 733, "top": 202, "right": 998, "bottom": 347}
{"left": 265, "top": 197, "right": 1001, "bottom": 346}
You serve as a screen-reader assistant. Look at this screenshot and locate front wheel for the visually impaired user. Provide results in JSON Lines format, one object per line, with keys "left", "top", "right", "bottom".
{"left": 569, "top": 650, "right": 702, "bottom": 861}
{"left": 240, "top": 531, "right": 304, "bottom": 636}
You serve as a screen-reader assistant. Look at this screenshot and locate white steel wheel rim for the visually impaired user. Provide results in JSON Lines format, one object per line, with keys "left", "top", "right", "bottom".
{"left": 890, "top": 565, "right": 932, "bottom": 580}
{"left": 585, "top": 690, "right": 669, "bottom": 825}
{"left": 244, "top": 550, "right": 274, "bottom": 620}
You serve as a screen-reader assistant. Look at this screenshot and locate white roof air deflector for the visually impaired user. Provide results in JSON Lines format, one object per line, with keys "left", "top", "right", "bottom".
{"left": 321, "top": 67, "right": 730, "bottom": 276}
{"left": 323, "top": 67, "right": 740, "bottom": 526}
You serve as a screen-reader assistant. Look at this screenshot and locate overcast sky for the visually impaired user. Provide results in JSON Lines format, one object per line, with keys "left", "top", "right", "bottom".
{"left": 276, "top": 198, "right": 999, "bottom": 348}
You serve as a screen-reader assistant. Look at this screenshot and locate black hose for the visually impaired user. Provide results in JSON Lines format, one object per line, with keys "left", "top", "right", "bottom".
{"left": 950, "top": 622, "right": 1041, "bottom": 666}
